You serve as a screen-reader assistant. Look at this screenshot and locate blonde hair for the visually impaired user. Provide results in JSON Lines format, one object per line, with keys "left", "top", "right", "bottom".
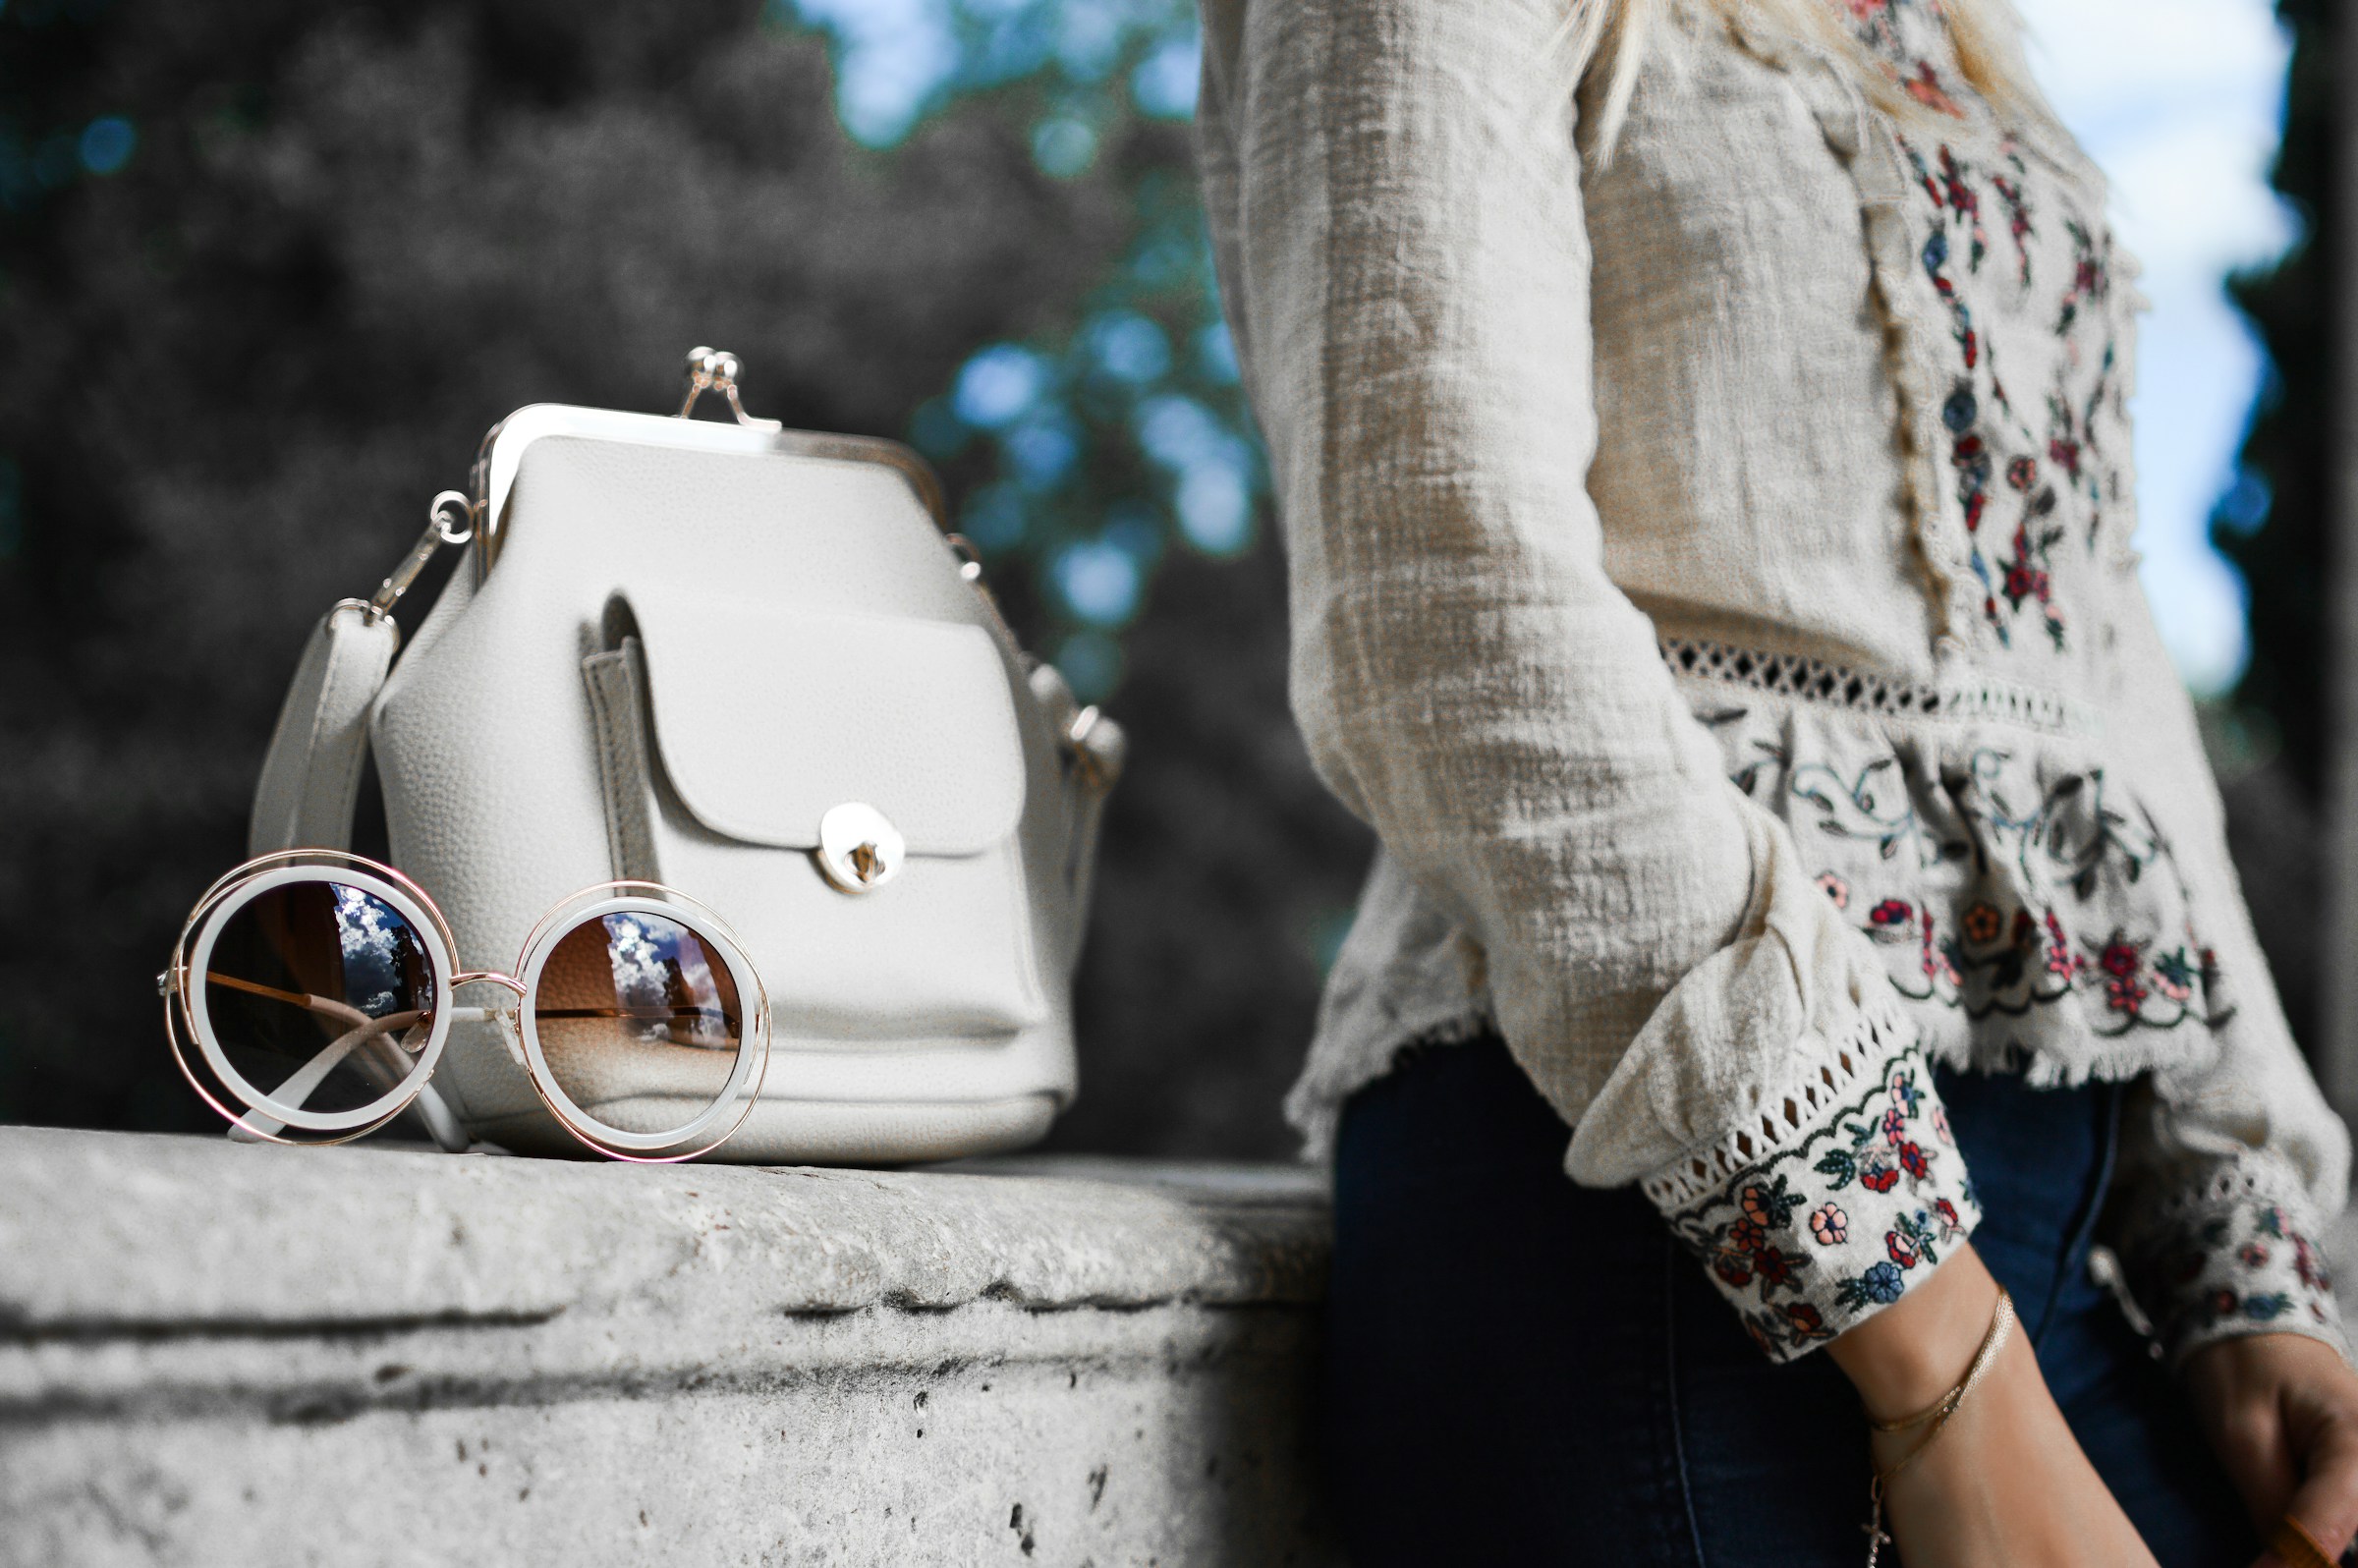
{"left": 1564, "top": 0, "right": 2040, "bottom": 159}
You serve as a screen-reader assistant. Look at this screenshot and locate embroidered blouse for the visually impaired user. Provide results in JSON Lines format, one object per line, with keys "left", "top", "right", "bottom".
{"left": 1195, "top": 0, "right": 2349, "bottom": 1364}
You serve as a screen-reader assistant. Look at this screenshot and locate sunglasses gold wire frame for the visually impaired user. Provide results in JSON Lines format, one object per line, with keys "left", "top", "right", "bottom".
{"left": 158, "top": 849, "right": 772, "bottom": 1163}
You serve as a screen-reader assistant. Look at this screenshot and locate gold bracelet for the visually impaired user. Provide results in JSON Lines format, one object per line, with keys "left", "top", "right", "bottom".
{"left": 2270, "top": 1513, "right": 2337, "bottom": 1568}
{"left": 1861, "top": 1285, "right": 2016, "bottom": 1568}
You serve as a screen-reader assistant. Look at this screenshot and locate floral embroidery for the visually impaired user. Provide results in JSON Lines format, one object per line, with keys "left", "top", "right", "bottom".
{"left": 2119, "top": 1169, "right": 2347, "bottom": 1363}
{"left": 1806, "top": 1060, "right": 1966, "bottom": 1308}
{"left": 1911, "top": 145, "right": 1986, "bottom": 272}
{"left": 1990, "top": 161, "right": 2033, "bottom": 286}
{"left": 1901, "top": 61, "right": 1964, "bottom": 118}
{"left": 2053, "top": 217, "right": 2109, "bottom": 337}
{"left": 1723, "top": 731, "right": 2234, "bottom": 1038}
{"left": 1838, "top": 0, "right": 2131, "bottom": 651}
{"left": 2112, "top": 1159, "right": 2348, "bottom": 1358}
{"left": 1660, "top": 1038, "right": 1981, "bottom": 1360}
{"left": 1849, "top": 1261, "right": 1906, "bottom": 1306}
{"left": 1852, "top": 895, "right": 2221, "bottom": 1036}
{"left": 1993, "top": 486, "right": 2065, "bottom": 645}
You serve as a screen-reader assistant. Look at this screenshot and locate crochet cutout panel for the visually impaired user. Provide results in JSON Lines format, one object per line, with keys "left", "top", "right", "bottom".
{"left": 1659, "top": 637, "right": 2100, "bottom": 737}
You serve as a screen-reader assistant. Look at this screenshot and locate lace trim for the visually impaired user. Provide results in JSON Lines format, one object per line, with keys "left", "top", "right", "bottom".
{"left": 1660, "top": 637, "right": 2100, "bottom": 737}
{"left": 2141, "top": 1153, "right": 2312, "bottom": 1219}
{"left": 1642, "top": 994, "right": 1981, "bottom": 1361}
{"left": 1716, "top": 17, "right": 1981, "bottom": 649}
{"left": 1640, "top": 992, "right": 1919, "bottom": 1212}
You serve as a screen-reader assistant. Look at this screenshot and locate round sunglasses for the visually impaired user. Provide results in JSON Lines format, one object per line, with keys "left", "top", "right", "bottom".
{"left": 158, "top": 850, "right": 771, "bottom": 1162}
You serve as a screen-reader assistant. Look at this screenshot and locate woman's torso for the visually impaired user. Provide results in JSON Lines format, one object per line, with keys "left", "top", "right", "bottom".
{"left": 1282, "top": 0, "right": 2257, "bottom": 1151}
{"left": 1585, "top": 0, "right": 2141, "bottom": 704}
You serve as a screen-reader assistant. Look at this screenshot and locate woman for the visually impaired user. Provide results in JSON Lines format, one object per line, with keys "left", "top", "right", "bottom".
{"left": 1195, "top": 0, "right": 2358, "bottom": 1562}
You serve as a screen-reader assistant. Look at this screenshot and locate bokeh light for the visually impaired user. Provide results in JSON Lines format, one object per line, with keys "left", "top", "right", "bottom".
{"left": 777, "top": 0, "right": 1263, "bottom": 702}
{"left": 77, "top": 115, "right": 134, "bottom": 176}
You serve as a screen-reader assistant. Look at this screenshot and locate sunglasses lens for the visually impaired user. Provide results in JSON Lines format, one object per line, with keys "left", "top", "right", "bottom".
{"left": 532, "top": 910, "right": 749, "bottom": 1144}
{"left": 194, "top": 879, "right": 439, "bottom": 1133}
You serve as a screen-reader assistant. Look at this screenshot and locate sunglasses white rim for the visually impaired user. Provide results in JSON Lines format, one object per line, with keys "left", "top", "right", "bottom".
{"left": 170, "top": 854, "right": 773, "bottom": 1159}
{"left": 511, "top": 887, "right": 768, "bottom": 1155}
{"left": 180, "top": 862, "right": 455, "bottom": 1134}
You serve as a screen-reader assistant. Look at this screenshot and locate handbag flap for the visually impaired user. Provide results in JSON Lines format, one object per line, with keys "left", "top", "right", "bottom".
{"left": 625, "top": 584, "right": 1027, "bottom": 857}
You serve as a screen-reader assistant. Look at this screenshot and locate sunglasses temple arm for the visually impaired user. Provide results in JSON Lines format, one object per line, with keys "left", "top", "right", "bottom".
{"left": 225, "top": 1012, "right": 470, "bottom": 1149}
{"left": 413, "top": 1082, "right": 471, "bottom": 1151}
{"left": 226, "top": 1021, "right": 381, "bottom": 1144}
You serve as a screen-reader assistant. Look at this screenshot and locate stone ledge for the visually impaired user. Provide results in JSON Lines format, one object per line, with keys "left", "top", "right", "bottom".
{"left": 0, "top": 1128, "right": 1330, "bottom": 1328}
{"left": 0, "top": 1127, "right": 1338, "bottom": 1567}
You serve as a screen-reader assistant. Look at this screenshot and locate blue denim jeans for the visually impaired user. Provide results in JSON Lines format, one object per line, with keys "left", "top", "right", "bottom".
{"left": 1322, "top": 1034, "right": 2256, "bottom": 1566}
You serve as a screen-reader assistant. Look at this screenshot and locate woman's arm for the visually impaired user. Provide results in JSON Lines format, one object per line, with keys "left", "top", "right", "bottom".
{"left": 1201, "top": 0, "right": 2166, "bottom": 1557}
{"left": 2097, "top": 580, "right": 2346, "bottom": 1369}
{"left": 1834, "top": 1244, "right": 2159, "bottom": 1566}
{"left": 1199, "top": 0, "right": 1982, "bottom": 1359}
{"left": 2093, "top": 568, "right": 2358, "bottom": 1556}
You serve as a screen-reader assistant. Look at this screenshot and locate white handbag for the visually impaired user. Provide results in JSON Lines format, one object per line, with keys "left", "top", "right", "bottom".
{"left": 245, "top": 350, "right": 1124, "bottom": 1162}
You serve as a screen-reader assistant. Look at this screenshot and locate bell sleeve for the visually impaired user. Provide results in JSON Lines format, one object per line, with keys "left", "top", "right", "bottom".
{"left": 2099, "top": 571, "right": 2350, "bottom": 1366}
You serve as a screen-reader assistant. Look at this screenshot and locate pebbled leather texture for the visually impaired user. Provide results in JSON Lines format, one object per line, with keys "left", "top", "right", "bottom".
{"left": 359, "top": 425, "right": 1099, "bottom": 1162}
{"left": 249, "top": 603, "right": 399, "bottom": 858}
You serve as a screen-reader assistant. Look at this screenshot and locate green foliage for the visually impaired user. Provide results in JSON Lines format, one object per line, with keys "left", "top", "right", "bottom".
{"left": 783, "top": 0, "right": 1263, "bottom": 701}
{"left": 918, "top": 166, "right": 1260, "bottom": 700}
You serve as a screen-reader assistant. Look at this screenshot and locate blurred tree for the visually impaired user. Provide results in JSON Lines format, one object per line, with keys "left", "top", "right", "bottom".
{"left": 779, "top": 0, "right": 1266, "bottom": 699}
{"left": 0, "top": 0, "right": 1368, "bottom": 1152}
{"left": 772, "top": 0, "right": 1376, "bottom": 1153}
{"left": 2207, "top": 0, "right": 2334, "bottom": 1055}
{"left": 2213, "top": 0, "right": 2332, "bottom": 791}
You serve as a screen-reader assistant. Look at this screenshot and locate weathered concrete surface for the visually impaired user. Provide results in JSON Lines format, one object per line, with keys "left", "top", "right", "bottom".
{"left": 0, "top": 1127, "right": 1338, "bottom": 1567}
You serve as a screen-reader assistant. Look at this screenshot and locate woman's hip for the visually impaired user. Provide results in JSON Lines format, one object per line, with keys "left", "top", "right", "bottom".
{"left": 1319, "top": 1034, "right": 2252, "bottom": 1567}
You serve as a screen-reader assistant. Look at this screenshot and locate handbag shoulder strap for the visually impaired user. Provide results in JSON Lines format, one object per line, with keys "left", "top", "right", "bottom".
{"left": 248, "top": 600, "right": 400, "bottom": 857}
{"left": 241, "top": 595, "right": 473, "bottom": 1153}
{"left": 250, "top": 492, "right": 470, "bottom": 855}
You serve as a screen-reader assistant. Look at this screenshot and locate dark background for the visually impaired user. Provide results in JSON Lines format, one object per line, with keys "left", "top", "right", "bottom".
{"left": 0, "top": 0, "right": 2330, "bottom": 1156}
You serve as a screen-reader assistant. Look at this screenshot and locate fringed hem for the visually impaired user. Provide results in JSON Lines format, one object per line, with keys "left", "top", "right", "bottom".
{"left": 1282, "top": 1001, "right": 1499, "bottom": 1166}
{"left": 1284, "top": 972, "right": 2220, "bottom": 1174}
{"left": 1918, "top": 1018, "right": 2221, "bottom": 1094}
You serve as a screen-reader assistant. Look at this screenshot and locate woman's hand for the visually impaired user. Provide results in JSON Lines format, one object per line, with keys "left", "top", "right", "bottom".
{"left": 2184, "top": 1331, "right": 2358, "bottom": 1567}
{"left": 1828, "top": 1243, "right": 2157, "bottom": 1566}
